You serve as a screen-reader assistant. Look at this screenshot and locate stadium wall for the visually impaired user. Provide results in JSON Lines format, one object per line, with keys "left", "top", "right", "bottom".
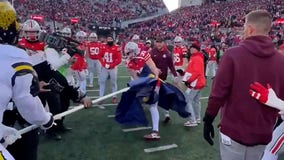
{"left": 179, "top": 0, "right": 203, "bottom": 7}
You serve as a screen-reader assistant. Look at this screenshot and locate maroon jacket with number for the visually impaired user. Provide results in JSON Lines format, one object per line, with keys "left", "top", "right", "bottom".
{"left": 206, "top": 35, "right": 284, "bottom": 146}
{"left": 150, "top": 47, "right": 177, "bottom": 80}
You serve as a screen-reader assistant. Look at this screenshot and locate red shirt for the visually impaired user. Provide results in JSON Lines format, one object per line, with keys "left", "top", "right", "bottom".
{"left": 137, "top": 42, "right": 145, "bottom": 52}
{"left": 208, "top": 50, "right": 217, "bottom": 61}
{"left": 86, "top": 41, "right": 101, "bottom": 60}
{"left": 173, "top": 46, "right": 187, "bottom": 66}
{"left": 18, "top": 38, "right": 45, "bottom": 51}
{"left": 125, "top": 50, "right": 150, "bottom": 72}
{"left": 99, "top": 44, "right": 122, "bottom": 69}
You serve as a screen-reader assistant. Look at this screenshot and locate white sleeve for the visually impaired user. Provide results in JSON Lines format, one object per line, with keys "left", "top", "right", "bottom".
{"left": 12, "top": 74, "right": 51, "bottom": 125}
{"left": 45, "top": 48, "right": 71, "bottom": 70}
{"left": 0, "top": 144, "right": 15, "bottom": 160}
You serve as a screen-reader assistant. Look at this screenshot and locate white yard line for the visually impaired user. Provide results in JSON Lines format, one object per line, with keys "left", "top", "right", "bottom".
{"left": 200, "top": 96, "right": 209, "bottom": 100}
{"left": 89, "top": 96, "right": 99, "bottom": 99}
{"left": 87, "top": 89, "right": 99, "bottom": 92}
{"left": 93, "top": 76, "right": 130, "bottom": 79}
{"left": 144, "top": 144, "right": 178, "bottom": 153}
{"left": 92, "top": 104, "right": 117, "bottom": 107}
{"left": 107, "top": 115, "right": 115, "bottom": 118}
{"left": 122, "top": 126, "right": 152, "bottom": 132}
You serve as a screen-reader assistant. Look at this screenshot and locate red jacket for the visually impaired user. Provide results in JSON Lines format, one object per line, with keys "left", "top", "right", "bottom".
{"left": 206, "top": 36, "right": 283, "bottom": 146}
{"left": 183, "top": 52, "right": 205, "bottom": 89}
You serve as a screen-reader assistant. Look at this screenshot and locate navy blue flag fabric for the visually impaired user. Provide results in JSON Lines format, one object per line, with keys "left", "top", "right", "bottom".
{"left": 115, "top": 75, "right": 190, "bottom": 126}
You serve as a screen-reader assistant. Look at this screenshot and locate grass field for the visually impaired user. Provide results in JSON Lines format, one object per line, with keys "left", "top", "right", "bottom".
{"left": 37, "top": 65, "right": 281, "bottom": 160}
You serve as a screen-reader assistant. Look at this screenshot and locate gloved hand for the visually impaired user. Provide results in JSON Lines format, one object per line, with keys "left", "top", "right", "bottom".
{"left": 176, "top": 69, "right": 185, "bottom": 76}
{"left": 184, "top": 81, "right": 191, "bottom": 88}
{"left": 203, "top": 113, "right": 215, "bottom": 146}
{"left": 0, "top": 124, "right": 21, "bottom": 146}
{"left": 249, "top": 82, "right": 284, "bottom": 111}
{"left": 41, "top": 115, "right": 55, "bottom": 130}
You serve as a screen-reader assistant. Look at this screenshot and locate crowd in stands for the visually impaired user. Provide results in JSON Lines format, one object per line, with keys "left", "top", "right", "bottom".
{"left": 14, "top": 0, "right": 165, "bottom": 26}
{"left": 122, "top": 0, "right": 284, "bottom": 47}
{"left": 14, "top": 0, "right": 284, "bottom": 47}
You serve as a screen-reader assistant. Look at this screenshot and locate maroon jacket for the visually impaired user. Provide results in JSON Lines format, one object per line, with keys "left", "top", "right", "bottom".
{"left": 206, "top": 36, "right": 284, "bottom": 146}
{"left": 150, "top": 47, "right": 177, "bottom": 80}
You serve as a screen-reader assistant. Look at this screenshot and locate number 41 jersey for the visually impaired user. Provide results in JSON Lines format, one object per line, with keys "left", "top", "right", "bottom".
{"left": 99, "top": 44, "right": 122, "bottom": 69}
{"left": 86, "top": 41, "right": 101, "bottom": 60}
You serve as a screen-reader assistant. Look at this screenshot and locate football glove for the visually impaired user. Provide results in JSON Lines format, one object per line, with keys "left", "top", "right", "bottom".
{"left": 203, "top": 113, "right": 215, "bottom": 146}
{"left": 249, "top": 82, "right": 284, "bottom": 111}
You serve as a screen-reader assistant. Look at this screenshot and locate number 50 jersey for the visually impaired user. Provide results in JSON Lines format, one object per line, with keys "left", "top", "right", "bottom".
{"left": 86, "top": 41, "right": 102, "bottom": 60}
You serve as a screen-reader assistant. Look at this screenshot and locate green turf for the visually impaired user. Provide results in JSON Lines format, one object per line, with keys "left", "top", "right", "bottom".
{"left": 38, "top": 65, "right": 282, "bottom": 160}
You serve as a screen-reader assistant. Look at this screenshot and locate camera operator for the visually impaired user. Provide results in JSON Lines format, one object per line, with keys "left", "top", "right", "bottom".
{"left": 42, "top": 27, "right": 92, "bottom": 136}
{"left": 17, "top": 21, "right": 91, "bottom": 141}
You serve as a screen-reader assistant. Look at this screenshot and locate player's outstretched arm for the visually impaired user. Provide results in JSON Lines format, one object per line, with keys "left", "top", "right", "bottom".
{"left": 250, "top": 82, "right": 284, "bottom": 111}
{"left": 146, "top": 58, "right": 160, "bottom": 79}
{"left": 45, "top": 47, "right": 71, "bottom": 70}
{"left": 11, "top": 67, "right": 53, "bottom": 127}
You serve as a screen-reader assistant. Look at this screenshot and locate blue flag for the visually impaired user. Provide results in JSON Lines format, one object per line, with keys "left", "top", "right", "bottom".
{"left": 115, "top": 75, "right": 190, "bottom": 126}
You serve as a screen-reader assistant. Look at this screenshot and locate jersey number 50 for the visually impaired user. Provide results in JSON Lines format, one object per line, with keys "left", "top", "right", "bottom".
{"left": 90, "top": 47, "right": 100, "bottom": 55}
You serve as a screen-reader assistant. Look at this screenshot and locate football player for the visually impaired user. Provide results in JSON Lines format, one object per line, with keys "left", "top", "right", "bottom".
{"left": 0, "top": 1, "right": 54, "bottom": 159}
{"left": 250, "top": 82, "right": 284, "bottom": 160}
{"left": 86, "top": 32, "right": 101, "bottom": 87}
{"left": 124, "top": 42, "right": 161, "bottom": 140}
{"left": 173, "top": 36, "right": 188, "bottom": 70}
{"left": 131, "top": 34, "right": 145, "bottom": 53}
{"left": 71, "top": 31, "right": 88, "bottom": 93}
{"left": 98, "top": 35, "right": 122, "bottom": 104}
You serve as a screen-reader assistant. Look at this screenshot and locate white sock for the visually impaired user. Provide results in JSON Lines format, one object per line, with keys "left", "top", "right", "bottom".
{"left": 149, "top": 102, "right": 159, "bottom": 132}
{"left": 164, "top": 110, "right": 170, "bottom": 117}
{"left": 89, "top": 72, "right": 94, "bottom": 85}
{"left": 80, "top": 80, "right": 87, "bottom": 94}
{"left": 261, "top": 150, "right": 278, "bottom": 160}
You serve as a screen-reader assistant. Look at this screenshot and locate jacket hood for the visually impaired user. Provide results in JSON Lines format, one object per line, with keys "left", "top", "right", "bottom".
{"left": 240, "top": 35, "right": 277, "bottom": 58}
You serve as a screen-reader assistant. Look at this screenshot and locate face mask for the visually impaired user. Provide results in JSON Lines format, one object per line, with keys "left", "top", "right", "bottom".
{"left": 107, "top": 41, "right": 114, "bottom": 46}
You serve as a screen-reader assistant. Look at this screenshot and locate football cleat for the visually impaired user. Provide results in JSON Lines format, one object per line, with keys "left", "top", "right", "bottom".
{"left": 184, "top": 121, "right": 198, "bottom": 127}
{"left": 143, "top": 131, "right": 160, "bottom": 141}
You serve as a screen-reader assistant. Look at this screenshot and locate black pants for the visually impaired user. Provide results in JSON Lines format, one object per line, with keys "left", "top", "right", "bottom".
{"left": 39, "top": 91, "right": 62, "bottom": 133}
{"left": 7, "top": 129, "right": 40, "bottom": 160}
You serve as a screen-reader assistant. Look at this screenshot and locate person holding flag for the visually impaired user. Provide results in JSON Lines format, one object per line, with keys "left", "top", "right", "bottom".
{"left": 123, "top": 42, "right": 161, "bottom": 140}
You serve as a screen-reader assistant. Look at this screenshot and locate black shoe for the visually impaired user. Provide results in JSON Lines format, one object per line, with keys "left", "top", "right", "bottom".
{"left": 46, "top": 133, "right": 62, "bottom": 141}
{"left": 57, "top": 126, "right": 72, "bottom": 133}
{"left": 163, "top": 116, "right": 171, "bottom": 124}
